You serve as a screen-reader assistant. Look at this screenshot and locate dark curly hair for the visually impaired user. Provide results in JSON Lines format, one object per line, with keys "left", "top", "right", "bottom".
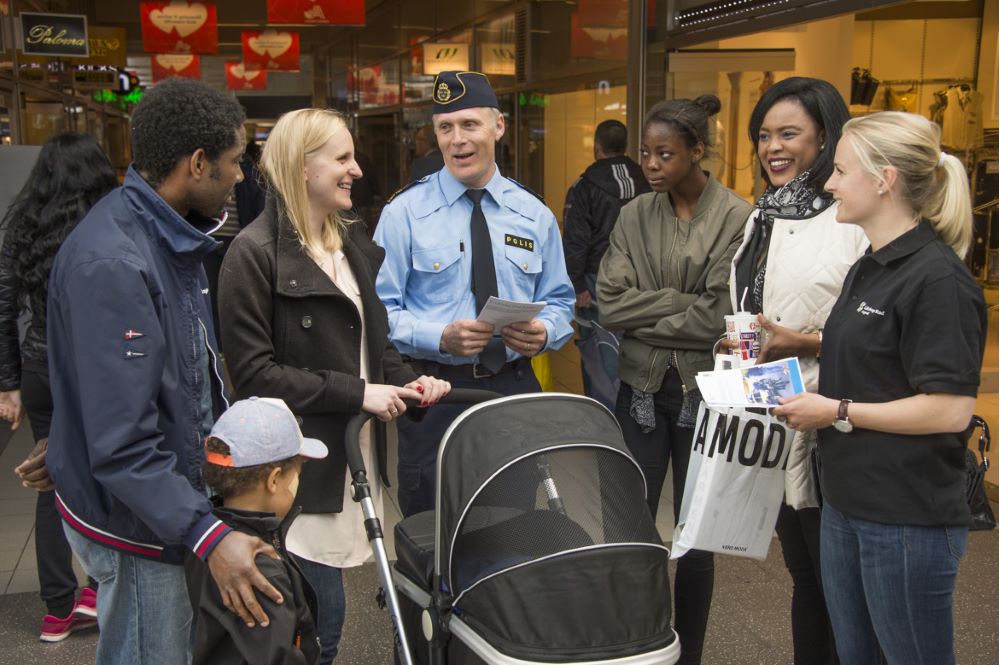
{"left": 203, "top": 437, "right": 301, "bottom": 500}
{"left": 1, "top": 132, "right": 117, "bottom": 322}
{"left": 131, "top": 78, "right": 246, "bottom": 188}
{"left": 644, "top": 94, "right": 722, "bottom": 151}
{"left": 748, "top": 77, "right": 849, "bottom": 191}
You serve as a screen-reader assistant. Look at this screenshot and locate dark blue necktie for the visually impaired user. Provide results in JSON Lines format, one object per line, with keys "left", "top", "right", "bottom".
{"left": 466, "top": 189, "right": 506, "bottom": 374}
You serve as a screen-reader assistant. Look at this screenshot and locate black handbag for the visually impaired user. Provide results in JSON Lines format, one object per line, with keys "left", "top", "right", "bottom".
{"left": 966, "top": 415, "right": 996, "bottom": 531}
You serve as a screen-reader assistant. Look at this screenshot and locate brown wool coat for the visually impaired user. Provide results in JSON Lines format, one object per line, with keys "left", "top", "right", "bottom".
{"left": 218, "top": 198, "right": 416, "bottom": 513}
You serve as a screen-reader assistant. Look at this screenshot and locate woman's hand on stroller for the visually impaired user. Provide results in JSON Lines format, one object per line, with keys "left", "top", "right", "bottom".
{"left": 363, "top": 383, "right": 423, "bottom": 422}
{"left": 405, "top": 375, "right": 451, "bottom": 407}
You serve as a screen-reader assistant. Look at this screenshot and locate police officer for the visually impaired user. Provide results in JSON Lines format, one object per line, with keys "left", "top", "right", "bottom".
{"left": 374, "top": 70, "right": 575, "bottom": 517}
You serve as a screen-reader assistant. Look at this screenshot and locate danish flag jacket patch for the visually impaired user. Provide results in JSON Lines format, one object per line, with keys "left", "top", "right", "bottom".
{"left": 124, "top": 329, "right": 144, "bottom": 340}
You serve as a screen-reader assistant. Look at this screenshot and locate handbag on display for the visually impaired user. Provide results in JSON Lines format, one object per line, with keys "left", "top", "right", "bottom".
{"left": 672, "top": 403, "right": 791, "bottom": 560}
{"left": 966, "top": 415, "right": 996, "bottom": 531}
{"left": 850, "top": 68, "right": 880, "bottom": 106}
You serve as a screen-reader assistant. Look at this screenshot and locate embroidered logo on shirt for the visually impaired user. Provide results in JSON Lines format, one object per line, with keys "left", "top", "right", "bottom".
{"left": 856, "top": 301, "right": 885, "bottom": 317}
{"left": 504, "top": 234, "right": 535, "bottom": 251}
{"left": 124, "top": 329, "right": 144, "bottom": 340}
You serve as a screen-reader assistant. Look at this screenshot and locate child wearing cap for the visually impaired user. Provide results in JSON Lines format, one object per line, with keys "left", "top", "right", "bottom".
{"left": 187, "top": 397, "right": 328, "bottom": 665}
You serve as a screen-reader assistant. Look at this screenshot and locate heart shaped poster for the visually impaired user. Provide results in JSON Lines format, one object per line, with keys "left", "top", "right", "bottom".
{"left": 141, "top": 1, "right": 218, "bottom": 54}
{"left": 151, "top": 53, "right": 201, "bottom": 82}
{"left": 266, "top": 0, "right": 364, "bottom": 25}
{"left": 225, "top": 61, "right": 267, "bottom": 90}
{"left": 242, "top": 30, "right": 300, "bottom": 71}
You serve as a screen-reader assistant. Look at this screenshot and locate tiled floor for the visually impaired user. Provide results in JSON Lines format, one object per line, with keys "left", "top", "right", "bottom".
{"left": 0, "top": 331, "right": 996, "bottom": 664}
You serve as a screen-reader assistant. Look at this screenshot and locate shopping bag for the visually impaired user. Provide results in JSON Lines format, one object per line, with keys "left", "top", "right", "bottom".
{"left": 672, "top": 402, "right": 791, "bottom": 560}
{"left": 531, "top": 352, "right": 555, "bottom": 392}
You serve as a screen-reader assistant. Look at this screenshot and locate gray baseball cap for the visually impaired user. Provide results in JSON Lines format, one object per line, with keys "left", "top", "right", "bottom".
{"left": 207, "top": 397, "right": 328, "bottom": 468}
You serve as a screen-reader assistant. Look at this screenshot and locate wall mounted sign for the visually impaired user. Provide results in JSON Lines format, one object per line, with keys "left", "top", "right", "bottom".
{"left": 85, "top": 26, "right": 127, "bottom": 67}
{"left": 20, "top": 12, "right": 89, "bottom": 57}
{"left": 152, "top": 53, "right": 201, "bottom": 82}
{"left": 226, "top": 61, "right": 267, "bottom": 90}
{"left": 73, "top": 68, "right": 118, "bottom": 90}
{"left": 140, "top": 2, "right": 218, "bottom": 54}
{"left": 267, "top": 0, "right": 364, "bottom": 25}
{"left": 481, "top": 43, "right": 515, "bottom": 76}
{"left": 242, "top": 30, "right": 299, "bottom": 71}
{"left": 421, "top": 42, "right": 469, "bottom": 76}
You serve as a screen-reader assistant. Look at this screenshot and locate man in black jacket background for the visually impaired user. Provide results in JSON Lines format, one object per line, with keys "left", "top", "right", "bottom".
{"left": 562, "top": 120, "right": 648, "bottom": 400}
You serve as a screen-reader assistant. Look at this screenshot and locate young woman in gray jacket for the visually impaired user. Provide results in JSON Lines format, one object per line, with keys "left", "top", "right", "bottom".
{"left": 597, "top": 95, "right": 751, "bottom": 665}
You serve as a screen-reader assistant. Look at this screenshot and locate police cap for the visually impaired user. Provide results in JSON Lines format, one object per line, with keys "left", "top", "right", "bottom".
{"left": 432, "top": 71, "right": 499, "bottom": 114}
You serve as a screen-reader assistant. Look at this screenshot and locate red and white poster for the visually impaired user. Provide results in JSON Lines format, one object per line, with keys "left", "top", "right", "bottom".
{"left": 140, "top": 2, "right": 218, "bottom": 54}
{"left": 151, "top": 53, "right": 201, "bottom": 82}
{"left": 225, "top": 61, "right": 267, "bottom": 90}
{"left": 267, "top": 0, "right": 364, "bottom": 25}
{"left": 242, "top": 30, "right": 299, "bottom": 71}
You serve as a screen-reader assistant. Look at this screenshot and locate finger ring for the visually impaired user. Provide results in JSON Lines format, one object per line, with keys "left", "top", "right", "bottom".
{"left": 390, "top": 408, "right": 397, "bottom": 416}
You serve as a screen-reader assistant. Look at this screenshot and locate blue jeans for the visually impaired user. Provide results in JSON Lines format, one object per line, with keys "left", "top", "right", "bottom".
{"left": 820, "top": 503, "right": 967, "bottom": 665}
{"left": 63, "top": 524, "right": 193, "bottom": 665}
{"left": 292, "top": 555, "right": 345, "bottom": 665}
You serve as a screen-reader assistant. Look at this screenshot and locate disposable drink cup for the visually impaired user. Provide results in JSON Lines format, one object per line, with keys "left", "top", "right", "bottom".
{"left": 725, "top": 312, "right": 761, "bottom": 365}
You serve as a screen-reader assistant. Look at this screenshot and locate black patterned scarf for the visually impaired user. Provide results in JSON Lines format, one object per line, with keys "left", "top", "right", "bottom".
{"left": 734, "top": 171, "right": 833, "bottom": 314}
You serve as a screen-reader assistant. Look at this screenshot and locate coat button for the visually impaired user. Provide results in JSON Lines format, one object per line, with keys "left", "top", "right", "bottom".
{"left": 289, "top": 279, "right": 298, "bottom": 288}
{"left": 433, "top": 262, "right": 441, "bottom": 270}
{"left": 295, "top": 416, "right": 303, "bottom": 426}
{"left": 776, "top": 316, "right": 781, "bottom": 322}
{"left": 301, "top": 315, "right": 313, "bottom": 328}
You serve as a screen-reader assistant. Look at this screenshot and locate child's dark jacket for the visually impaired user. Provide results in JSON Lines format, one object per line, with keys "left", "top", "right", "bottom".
{"left": 187, "top": 504, "right": 320, "bottom": 665}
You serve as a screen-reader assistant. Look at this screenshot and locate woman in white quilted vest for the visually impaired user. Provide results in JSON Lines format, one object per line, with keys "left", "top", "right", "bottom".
{"left": 730, "top": 77, "right": 868, "bottom": 665}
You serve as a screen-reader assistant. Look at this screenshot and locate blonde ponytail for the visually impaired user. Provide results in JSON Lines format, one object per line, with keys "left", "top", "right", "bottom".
{"left": 842, "top": 112, "right": 972, "bottom": 258}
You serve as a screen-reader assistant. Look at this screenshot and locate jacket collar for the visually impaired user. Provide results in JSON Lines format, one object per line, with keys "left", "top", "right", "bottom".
{"left": 212, "top": 502, "right": 302, "bottom": 543}
{"left": 654, "top": 171, "right": 720, "bottom": 221}
{"left": 868, "top": 219, "right": 937, "bottom": 266}
{"left": 269, "top": 195, "right": 378, "bottom": 302}
{"left": 121, "top": 166, "right": 222, "bottom": 260}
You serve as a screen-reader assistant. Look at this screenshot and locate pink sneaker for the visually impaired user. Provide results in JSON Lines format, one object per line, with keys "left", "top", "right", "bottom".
{"left": 73, "top": 587, "right": 98, "bottom": 619}
{"left": 39, "top": 612, "right": 96, "bottom": 642}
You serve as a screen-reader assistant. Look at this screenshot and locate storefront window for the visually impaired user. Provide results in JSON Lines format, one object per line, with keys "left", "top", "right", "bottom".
{"left": 23, "top": 98, "right": 66, "bottom": 145}
{"left": 477, "top": 13, "right": 516, "bottom": 90}
{"left": 529, "top": 0, "right": 628, "bottom": 82}
{"left": 0, "top": 90, "right": 12, "bottom": 145}
{"left": 358, "top": 58, "right": 401, "bottom": 110}
{"left": 358, "top": 4, "right": 402, "bottom": 66}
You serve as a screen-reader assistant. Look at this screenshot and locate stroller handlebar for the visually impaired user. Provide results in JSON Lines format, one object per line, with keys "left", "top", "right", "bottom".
{"left": 344, "top": 388, "right": 503, "bottom": 477}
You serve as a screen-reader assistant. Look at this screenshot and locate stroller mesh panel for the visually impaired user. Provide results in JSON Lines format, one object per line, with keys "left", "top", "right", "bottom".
{"left": 450, "top": 446, "right": 659, "bottom": 594}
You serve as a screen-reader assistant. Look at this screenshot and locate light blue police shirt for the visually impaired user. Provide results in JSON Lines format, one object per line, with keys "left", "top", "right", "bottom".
{"left": 374, "top": 165, "right": 575, "bottom": 365}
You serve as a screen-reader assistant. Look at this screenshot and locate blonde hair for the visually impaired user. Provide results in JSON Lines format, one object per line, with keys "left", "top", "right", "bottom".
{"left": 841, "top": 111, "right": 971, "bottom": 258}
{"left": 259, "top": 108, "right": 353, "bottom": 257}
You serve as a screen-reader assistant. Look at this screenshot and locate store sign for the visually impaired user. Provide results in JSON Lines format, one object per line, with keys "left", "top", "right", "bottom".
{"left": 242, "top": 30, "right": 299, "bottom": 71}
{"left": 481, "top": 43, "right": 515, "bottom": 76}
{"left": 225, "top": 61, "right": 267, "bottom": 90}
{"left": 85, "top": 27, "right": 127, "bottom": 67}
{"left": 20, "top": 12, "right": 89, "bottom": 57}
{"left": 151, "top": 53, "right": 201, "bottom": 82}
{"left": 140, "top": 2, "right": 218, "bottom": 54}
{"left": 422, "top": 42, "right": 469, "bottom": 76}
{"left": 267, "top": 0, "right": 364, "bottom": 25}
{"left": 73, "top": 68, "right": 118, "bottom": 90}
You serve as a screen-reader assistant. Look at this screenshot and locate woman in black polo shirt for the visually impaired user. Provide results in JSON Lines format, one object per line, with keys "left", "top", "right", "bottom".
{"left": 773, "top": 111, "right": 985, "bottom": 665}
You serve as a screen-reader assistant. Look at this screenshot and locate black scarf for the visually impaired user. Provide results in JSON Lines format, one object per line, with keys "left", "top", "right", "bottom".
{"left": 733, "top": 171, "right": 833, "bottom": 314}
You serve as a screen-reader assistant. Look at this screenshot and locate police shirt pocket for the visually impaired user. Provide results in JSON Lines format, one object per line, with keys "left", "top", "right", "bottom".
{"left": 412, "top": 245, "right": 463, "bottom": 304}
{"left": 503, "top": 246, "right": 541, "bottom": 302}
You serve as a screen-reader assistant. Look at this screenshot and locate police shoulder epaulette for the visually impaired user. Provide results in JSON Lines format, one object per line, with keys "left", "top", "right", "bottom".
{"left": 505, "top": 177, "right": 546, "bottom": 205}
{"left": 386, "top": 175, "right": 429, "bottom": 205}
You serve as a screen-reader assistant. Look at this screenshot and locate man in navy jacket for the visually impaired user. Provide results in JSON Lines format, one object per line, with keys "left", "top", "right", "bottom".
{"left": 44, "top": 79, "right": 281, "bottom": 664}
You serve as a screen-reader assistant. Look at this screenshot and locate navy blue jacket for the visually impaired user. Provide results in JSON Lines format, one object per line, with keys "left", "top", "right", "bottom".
{"left": 47, "top": 167, "right": 232, "bottom": 565}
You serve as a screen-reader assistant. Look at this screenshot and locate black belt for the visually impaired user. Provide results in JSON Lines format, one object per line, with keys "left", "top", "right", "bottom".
{"left": 406, "top": 357, "right": 530, "bottom": 380}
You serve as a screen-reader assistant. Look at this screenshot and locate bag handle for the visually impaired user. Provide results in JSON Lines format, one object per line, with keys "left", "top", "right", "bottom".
{"left": 969, "top": 415, "right": 990, "bottom": 469}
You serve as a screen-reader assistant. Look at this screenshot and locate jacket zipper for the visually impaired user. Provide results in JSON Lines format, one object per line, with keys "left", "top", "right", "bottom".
{"left": 642, "top": 215, "right": 681, "bottom": 394}
{"left": 672, "top": 350, "right": 688, "bottom": 396}
{"left": 199, "top": 318, "right": 230, "bottom": 410}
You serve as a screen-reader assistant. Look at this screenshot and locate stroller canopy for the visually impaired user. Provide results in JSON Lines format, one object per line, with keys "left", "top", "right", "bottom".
{"left": 432, "top": 393, "right": 673, "bottom": 661}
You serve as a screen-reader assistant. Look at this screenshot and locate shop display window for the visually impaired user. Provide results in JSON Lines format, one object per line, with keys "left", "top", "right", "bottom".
{"left": 529, "top": 0, "right": 628, "bottom": 81}
{"left": 477, "top": 13, "right": 516, "bottom": 90}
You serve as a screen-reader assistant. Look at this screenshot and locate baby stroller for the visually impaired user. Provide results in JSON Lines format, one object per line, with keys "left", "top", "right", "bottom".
{"left": 345, "top": 390, "right": 679, "bottom": 665}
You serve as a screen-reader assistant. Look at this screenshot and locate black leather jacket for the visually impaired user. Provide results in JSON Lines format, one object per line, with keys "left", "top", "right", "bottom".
{"left": 0, "top": 237, "right": 47, "bottom": 391}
